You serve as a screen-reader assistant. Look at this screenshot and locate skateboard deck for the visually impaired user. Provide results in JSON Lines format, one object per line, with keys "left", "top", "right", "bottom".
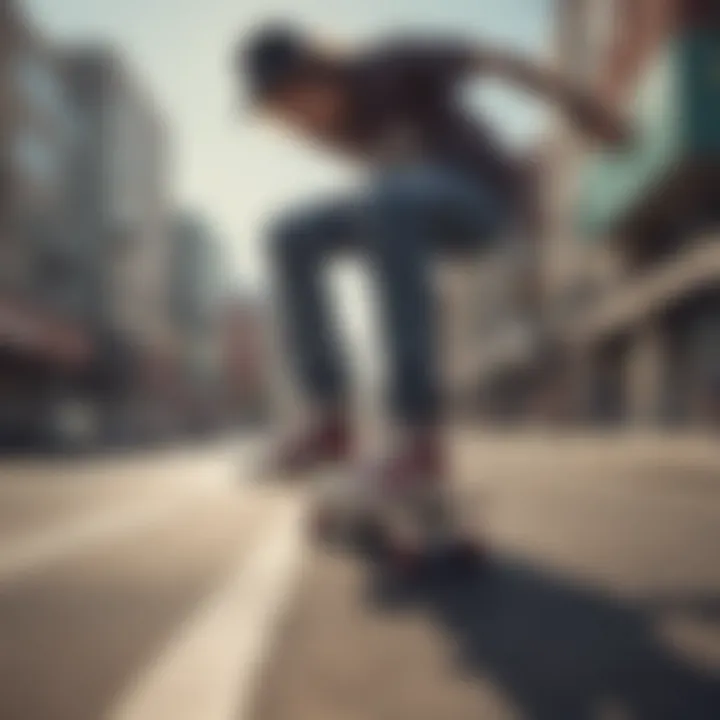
{"left": 309, "top": 467, "right": 486, "bottom": 577}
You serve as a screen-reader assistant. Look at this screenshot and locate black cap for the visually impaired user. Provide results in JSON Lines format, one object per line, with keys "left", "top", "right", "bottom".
{"left": 238, "top": 23, "right": 316, "bottom": 106}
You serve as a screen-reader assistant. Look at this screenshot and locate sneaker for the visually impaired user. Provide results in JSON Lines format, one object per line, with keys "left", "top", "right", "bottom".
{"left": 352, "top": 428, "right": 448, "bottom": 526}
{"left": 269, "top": 410, "right": 352, "bottom": 475}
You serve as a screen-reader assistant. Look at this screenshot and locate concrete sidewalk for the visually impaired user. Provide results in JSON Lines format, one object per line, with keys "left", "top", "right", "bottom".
{"left": 0, "top": 439, "right": 304, "bottom": 720}
{"left": 251, "top": 433, "right": 720, "bottom": 720}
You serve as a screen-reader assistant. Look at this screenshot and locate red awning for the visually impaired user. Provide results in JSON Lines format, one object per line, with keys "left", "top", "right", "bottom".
{"left": 0, "top": 295, "right": 94, "bottom": 368}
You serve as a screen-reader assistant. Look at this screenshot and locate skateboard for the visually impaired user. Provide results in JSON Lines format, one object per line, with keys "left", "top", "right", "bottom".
{"left": 309, "top": 469, "right": 484, "bottom": 578}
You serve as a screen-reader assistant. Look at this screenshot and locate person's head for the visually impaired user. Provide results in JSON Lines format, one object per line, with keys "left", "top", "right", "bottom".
{"left": 237, "top": 23, "right": 348, "bottom": 135}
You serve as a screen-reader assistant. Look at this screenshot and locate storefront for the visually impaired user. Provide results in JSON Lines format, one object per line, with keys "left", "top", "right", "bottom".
{"left": 0, "top": 294, "right": 93, "bottom": 448}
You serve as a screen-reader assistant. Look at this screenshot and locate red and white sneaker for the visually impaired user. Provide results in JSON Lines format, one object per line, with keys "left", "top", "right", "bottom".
{"left": 310, "top": 428, "right": 443, "bottom": 547}
{"left": 357, "top": 428, "right": 445, "bottom": 502}
{"left": 309, "top": 429, "right": 446, "bottom": 546}
{"left": 357, "top": 431, "right": 483, "bottom": 572}
{"left": 267, "top": 410, "right": 352, "bottom": 477}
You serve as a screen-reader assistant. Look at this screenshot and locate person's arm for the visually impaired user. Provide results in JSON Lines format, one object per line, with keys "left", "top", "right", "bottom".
{"left": 381, "top": 37, "right": 632, "bottom": 147}
{"left": 469, "top": 46, "right": 633, "bottom": 147}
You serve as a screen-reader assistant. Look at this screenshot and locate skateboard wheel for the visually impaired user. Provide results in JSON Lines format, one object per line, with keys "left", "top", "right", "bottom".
{"left": 449, "top": 538, "right": 484, "bottom": 566}
{"left": 382, "top": 538, "right": 427, "bottom": 578}
{"left": 426, "top": 537, "right": 486, "bottom": 580}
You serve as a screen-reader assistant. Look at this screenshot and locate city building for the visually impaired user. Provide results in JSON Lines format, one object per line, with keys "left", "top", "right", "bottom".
{"left": 218, "top": 292, "right": 270, "bottom": 426}
{"left": 61, "top": 46, "right": 172, "bottom": 439}
{"left": 543, "top": 0, "right": 720, "bottom": 427}
{"left": 168, "top": 212, "right": 226, "bottom": 431}
{"left": 0, "top": 0, "right": 93, "bottom": 446}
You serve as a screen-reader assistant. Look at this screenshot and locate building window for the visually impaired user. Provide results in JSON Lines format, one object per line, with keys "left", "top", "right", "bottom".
{"left": 13, "top": 131, "right": 56, "bottom": 187}
{"left": 12, "top": 130, "right": 60, "bottom": 191}
{"left": 14, "top": 51, "right": 66, "bottom": 123}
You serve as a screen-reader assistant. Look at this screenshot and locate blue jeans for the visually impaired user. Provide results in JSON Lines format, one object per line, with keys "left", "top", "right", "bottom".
{"left": 270, "top": 165, "right": 509, "bottom": 425}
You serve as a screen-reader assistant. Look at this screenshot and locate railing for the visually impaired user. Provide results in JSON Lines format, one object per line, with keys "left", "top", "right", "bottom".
{"left": 568, "top": 236, "right": 720, "bottom": 344}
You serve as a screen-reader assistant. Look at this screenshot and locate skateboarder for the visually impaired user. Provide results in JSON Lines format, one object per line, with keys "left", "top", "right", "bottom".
{"left": 236, "top": 23, "right": 628, "bottom": 518}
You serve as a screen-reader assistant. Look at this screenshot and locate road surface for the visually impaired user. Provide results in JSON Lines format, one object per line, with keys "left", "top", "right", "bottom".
{"left": 0, "top": 433, "right": 718, "bottom": 719}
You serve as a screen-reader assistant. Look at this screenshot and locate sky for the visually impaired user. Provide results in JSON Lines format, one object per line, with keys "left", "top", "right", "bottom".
{"left": 26, "top": 0, "right": 552, "bottom": 374}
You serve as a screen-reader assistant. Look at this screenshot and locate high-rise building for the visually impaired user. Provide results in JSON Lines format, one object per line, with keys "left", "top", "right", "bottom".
{"left": 0, "top": 0, "right": 92, "bottom": 446}
{"left": 61, "top": 46, "right": 172, "bottom": 439}
{"left": 62, "top": 47, "right": 170, "bottom": 344}
{"left": 169, "top": 214, "right": 223, "bottom": 341}
{"left": 218, "top": 292, "right": 270, "bottom": 425}
{"left": 0, "top": 0, "right": 93, "bottom": 317}
{"left": 168, "top": 212, "right": 226, "bottom": 427}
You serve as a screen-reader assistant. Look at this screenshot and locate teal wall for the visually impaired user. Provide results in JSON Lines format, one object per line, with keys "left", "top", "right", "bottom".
{"left": 576, "top": 30, "right": 720, "bottom": 239}
{"left": 683, "top": 29, "right": 720, "bottom": 155}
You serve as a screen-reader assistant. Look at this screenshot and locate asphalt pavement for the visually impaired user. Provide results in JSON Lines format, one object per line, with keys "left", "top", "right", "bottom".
{"left": 0, "top": 432, "right": 718, "bottom": 720}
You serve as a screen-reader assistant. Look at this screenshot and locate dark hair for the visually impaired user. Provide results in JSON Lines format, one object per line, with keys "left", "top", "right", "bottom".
{"left": 239, "top": 22, "right": 325, "bottom": 104}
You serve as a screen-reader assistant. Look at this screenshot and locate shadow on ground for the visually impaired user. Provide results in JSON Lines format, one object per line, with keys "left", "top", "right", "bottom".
{"left": 367, "top": 554, "right": 720, "bottom": 720}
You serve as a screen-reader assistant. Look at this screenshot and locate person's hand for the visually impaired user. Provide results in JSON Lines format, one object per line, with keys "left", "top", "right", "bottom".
{"left": 568, "top": 92, "right": 634, "bottom": 149}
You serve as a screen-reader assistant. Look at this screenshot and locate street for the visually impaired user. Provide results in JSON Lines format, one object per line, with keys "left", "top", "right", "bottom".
{"left": 0, "top": 433, "right": 718, "bottom": 720}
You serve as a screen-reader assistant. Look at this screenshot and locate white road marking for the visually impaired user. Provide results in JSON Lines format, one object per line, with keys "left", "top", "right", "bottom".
{"left": 0, "top": 488, "right": 210, "bottom": 584}
{"left": 107, "top": 497, "right": 307, "bottom": 720}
